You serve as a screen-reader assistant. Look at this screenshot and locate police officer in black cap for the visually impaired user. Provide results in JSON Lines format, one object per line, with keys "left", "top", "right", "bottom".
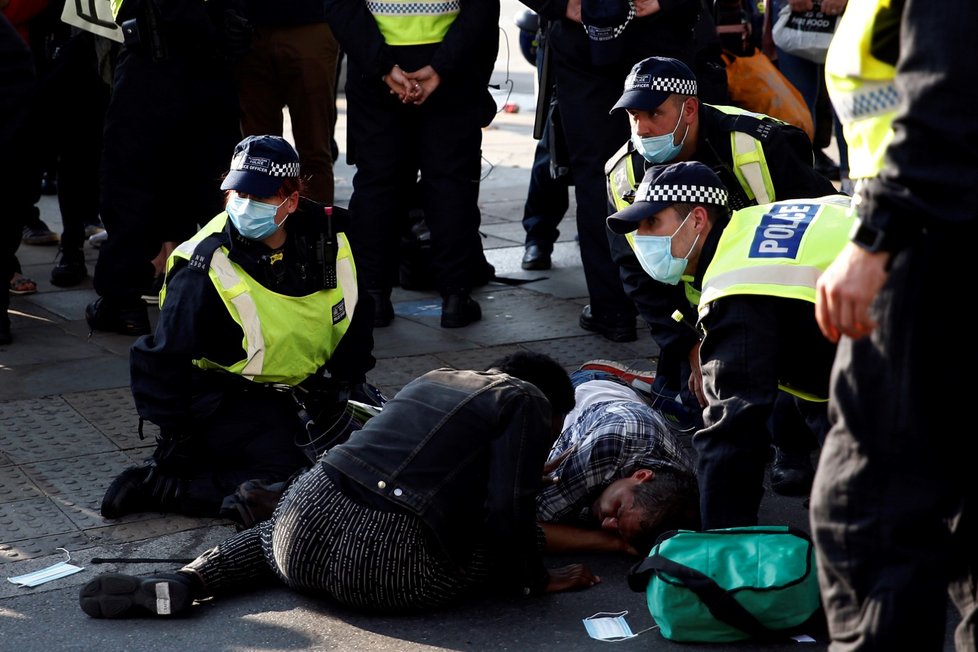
{"left": 605, "top": 56, "right": 837, "bottom": 494}
{"left": 99, "top": 135, "right": 377, "bottom": 524}
{"left": 607, "top": 161, "right": 848, "bottom": 529}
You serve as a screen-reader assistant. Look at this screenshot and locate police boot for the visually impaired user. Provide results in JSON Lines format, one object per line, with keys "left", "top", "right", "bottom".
{"left": 100, "top": 464, "right": 158, "bottom": 518}
{"left": 770, "top": 447, "right": 816, "bottom": 497}
{"left": 441, "top": 290, "right": 481, "bottom": 328}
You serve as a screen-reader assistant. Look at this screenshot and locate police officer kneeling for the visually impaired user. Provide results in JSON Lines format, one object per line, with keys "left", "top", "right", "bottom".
{"left": 100, "top": 135, "right": 376, "bottom": 524}
{"left": 607, "top": 161, "right": 850, "bottom": 530}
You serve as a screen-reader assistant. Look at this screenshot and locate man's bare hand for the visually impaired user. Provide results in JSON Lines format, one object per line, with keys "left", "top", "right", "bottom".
{"left": 815, "top": 242, "right": 890, "bottom": 342}
{"left": 820, "top": 0, "right": 847, "bottom": 16}
{"left": 545, "top": 564, "right": 601, "bottom": 592}
{"left": 633, "top": 0, "right": 662, "bottom": 17}
{"left": 565, "top": 0, "right": 582, "bottom": 23}
{"left": 403, "top": 65, "right": 441, "bottom": 105}
{"left": 687, "top": 340, "right": 706, "bottom": 407}
{"left": 383, "top": 64, "right": 417, "bottom": 103}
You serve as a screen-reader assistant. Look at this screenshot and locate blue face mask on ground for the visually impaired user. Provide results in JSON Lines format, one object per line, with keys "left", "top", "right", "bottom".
{"left": 226, "top": 194, "right": 287, "bottom": 240}
{"left": 631, "top": 104, "right": 689, "bottom": 164}
{"left": 629, "top": 211, "right": 699, "bottom": 285}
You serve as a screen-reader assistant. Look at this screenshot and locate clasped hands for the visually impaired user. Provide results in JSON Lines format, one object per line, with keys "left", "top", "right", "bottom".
{"left": 383, "top": 64, "right": 440, "bottom": 106}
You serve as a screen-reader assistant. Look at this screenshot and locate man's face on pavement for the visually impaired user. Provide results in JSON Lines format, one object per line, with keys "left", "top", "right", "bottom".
{"left": 591, "top": 470, "right": 655, "bottom": 543}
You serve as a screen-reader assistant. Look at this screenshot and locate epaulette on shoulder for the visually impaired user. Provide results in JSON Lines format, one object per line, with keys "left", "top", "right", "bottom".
{"left": 186, "top": 234, "right": 228, "bottom": 274}
{"left": 730, "top": 113, "right": 779, "bottom": 143}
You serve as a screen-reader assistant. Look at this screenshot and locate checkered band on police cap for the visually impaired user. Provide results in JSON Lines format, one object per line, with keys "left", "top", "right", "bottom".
{"left": 634, "top": 180, "right": 727, "bottom": 206}
{"left": 607, "top": 162, "right": 728, "bottom": 234}
{"left": 221, "top": 135, "right": 300, "bottom": 197}
{"left": 611, "top": 56, "right": 698, "bottom": 113}
{"left": 623, "top": 72, "right": 697, "bottom": 97}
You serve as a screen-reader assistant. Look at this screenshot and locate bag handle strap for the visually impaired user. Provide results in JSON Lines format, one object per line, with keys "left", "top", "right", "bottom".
{"left": 627, "top": 554, "right": 793, "bottom": 642}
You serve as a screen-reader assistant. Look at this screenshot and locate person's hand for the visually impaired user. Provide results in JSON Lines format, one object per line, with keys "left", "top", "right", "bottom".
{"left": 687, "top": 341, "right": 706, "bottom": 408}
{"left": 788, "top": 0, "right": 814, "bottom": 11}
{"left": 815, "top": 242, "right": 890, "bottom": 342}
{"left": 545, "top": 564, "right": 601, "bottom": 593}
{"left": 382, "top": 64, "right": 416, "bottom": 103}
{"left": 819, "top": 0, "right": 847, "bottom": 16}
{"left": 402, "top": 65, "right": 441, "bottom": 106}
{"left": 565, "top": 0, "right": 582, "bottom": 23}
{"left": 633, "top": 0, "right": 662, "bottom": 17}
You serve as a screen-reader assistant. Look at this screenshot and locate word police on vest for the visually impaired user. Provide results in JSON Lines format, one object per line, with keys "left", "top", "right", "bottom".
{"left": 751, "top": 204, "right": 819, "bottom": 257}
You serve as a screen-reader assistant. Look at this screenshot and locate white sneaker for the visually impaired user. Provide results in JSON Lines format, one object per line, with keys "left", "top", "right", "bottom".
{"left": 88, "top": 229, "right": 108, "bottom": 248}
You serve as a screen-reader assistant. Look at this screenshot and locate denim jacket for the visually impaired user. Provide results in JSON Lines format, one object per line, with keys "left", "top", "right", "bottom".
{"left": 322, "top": 368, "right": 555, "bottom": 595}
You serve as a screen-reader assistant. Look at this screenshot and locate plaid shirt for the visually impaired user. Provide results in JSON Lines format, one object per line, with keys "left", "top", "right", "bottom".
{"left": 536, "top": 384, "right": 693, "bottom": 524}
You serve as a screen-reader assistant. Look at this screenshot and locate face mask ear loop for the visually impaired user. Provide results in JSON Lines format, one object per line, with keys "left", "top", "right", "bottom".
{"left": 57, "top": 548, "right": 72, "bottom": 564}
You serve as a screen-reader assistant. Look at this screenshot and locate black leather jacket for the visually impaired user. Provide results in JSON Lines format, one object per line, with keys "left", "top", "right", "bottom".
{"left": 322, "top": 368, "right": 555, "bottom": 596}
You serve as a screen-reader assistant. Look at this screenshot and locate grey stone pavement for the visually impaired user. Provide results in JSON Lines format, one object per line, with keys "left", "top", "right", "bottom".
{"left": 0, "top": 9, "right": 955, "bottom": 651}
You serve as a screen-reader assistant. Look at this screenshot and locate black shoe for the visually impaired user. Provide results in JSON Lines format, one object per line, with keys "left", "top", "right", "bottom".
{"left": 521, "top": 244, "right": 552, "bottom": 271}
{"left": 579, "top": 305, "right": 637, "bottom": 343}
{"left": 21, "top": 219, "right": 59, "bottom": 246}
{"left": 80, "top": 572, "right": 195, "bottom": 619}
{"left": 50, "top": 248, "right": 88, "bottom": 287}
{"left": 85, "top": 297, "right": 151, "bottom": 336}
{"left": 368, "top": 290, "right": 394, "bottom": 328}
{"left": 100, "top": 466, "right": 156, "bottom": 518}
{"left": 770, "top": 448, "right": 816, "bottom": 496}
{"left": 441, "top": 292, "right": 481, "bottom": 328}
{"left": 813, "top": 150, "right": 841, "bottom": 181}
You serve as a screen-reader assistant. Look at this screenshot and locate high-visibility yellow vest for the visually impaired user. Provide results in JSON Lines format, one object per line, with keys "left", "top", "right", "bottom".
{"left": 163, "top": 214, "right": 358, "bottom": 386}
{"left": 606, "top": 104, "right": 778, "bottom": 213}
{"left": 609, "top": 104, "right": 780, "bottom": 307}
{"left": 824, "top": 0, "right": 899, "bottom": 180}
{"left": 367, "top": 0, "right": 459, "bottom": 46}
{"left": 700, "top": 195, "right": 853, "bottom": 400}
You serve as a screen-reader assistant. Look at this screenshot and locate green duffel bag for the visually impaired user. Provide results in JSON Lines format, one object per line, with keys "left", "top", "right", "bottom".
{"left": 627, "top": 526, "right": 823, "bottom": 643}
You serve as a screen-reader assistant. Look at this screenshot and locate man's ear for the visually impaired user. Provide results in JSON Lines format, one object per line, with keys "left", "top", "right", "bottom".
{"left": 632, "top": 468, "right": 656, "bottom": 483}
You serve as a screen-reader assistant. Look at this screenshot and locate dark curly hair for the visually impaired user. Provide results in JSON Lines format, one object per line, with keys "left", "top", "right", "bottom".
{"left": 629, "top": 466, "right": 701, "bottom": 554}
{"left": 487, "top": 351, "right": 575, "bottom": 415}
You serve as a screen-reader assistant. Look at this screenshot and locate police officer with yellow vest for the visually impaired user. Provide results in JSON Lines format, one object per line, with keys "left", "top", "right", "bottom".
{"left": 324, "top": 0, "right": 499, "bottom": 329}
{"left": 811, "top": 1, "right": 978, "bottom": 648}
{"left": 608, "top": 161, "right": 850, "bottom": 530}
{"left": 607, "top": 56, "right": 837, "bottom": 409}
{"left": 99, "top": 136, "right": 377, "bottom": 523}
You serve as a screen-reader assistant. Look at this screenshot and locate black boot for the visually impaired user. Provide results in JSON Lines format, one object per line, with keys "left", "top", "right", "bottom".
{"left": 85, "top": 296, "right": 150, "bottom": 335}
{"left": 441, "top": 291, "right": 481, "bottom": 328}
{"left": 51, "top": 247, "right": 88, "bottom": 287}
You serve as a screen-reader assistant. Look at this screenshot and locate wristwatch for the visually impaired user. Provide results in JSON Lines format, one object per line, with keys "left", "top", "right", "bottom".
{"left": 848, "top": 217, "right": 892, "bottom": 253}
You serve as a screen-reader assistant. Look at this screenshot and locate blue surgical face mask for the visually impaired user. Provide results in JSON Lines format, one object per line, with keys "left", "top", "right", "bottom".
{"left": 631, "top": 103, "right": 689, "bottom": 164}
{"left": 226, "top": 193, "right": 288, "bottom": 240}
{"left": 629, "top": 211, "right": 699, "bottom": 285}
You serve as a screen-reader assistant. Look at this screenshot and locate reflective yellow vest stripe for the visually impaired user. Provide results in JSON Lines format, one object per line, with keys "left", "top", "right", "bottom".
{"left": 701, "top": 196, "right": 853, "bottom": 400}
{"left": 825, "top": 0, "right": 899, "bottom": 180}
{"left": 368, "top": 0, "right": 460, "bottom": 46}
{"left": 163, "top": 214, "right": 358, "bottom": 386}
{"left": 708, "top": 104, "right": 778, "bottom": 205}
